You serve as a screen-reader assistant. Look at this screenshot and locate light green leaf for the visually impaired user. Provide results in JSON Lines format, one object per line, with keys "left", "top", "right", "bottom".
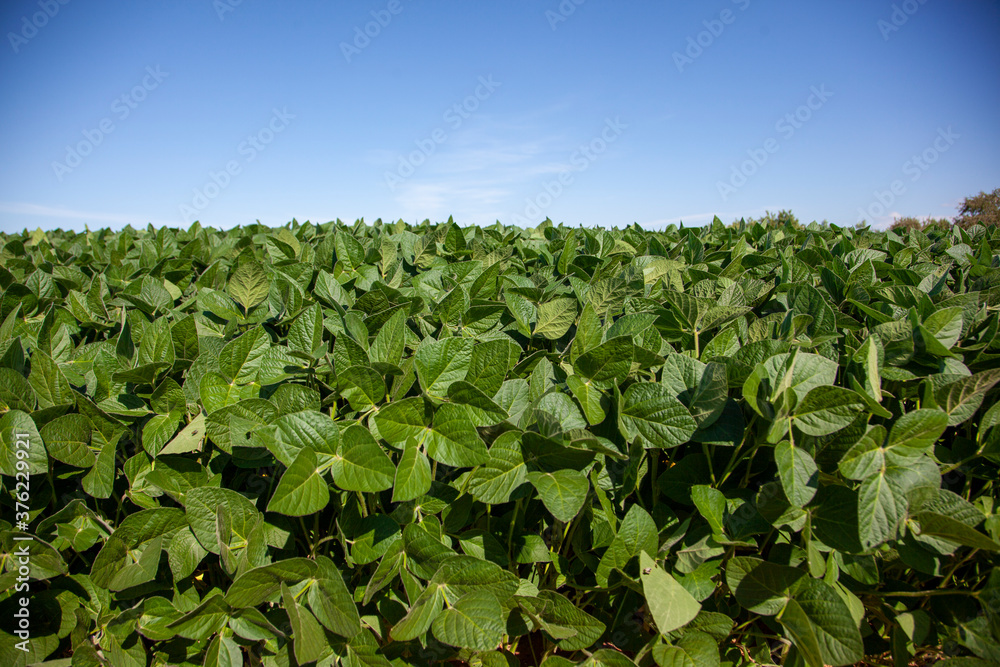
{"left": 533, "top": 298, "right": 577, "bottom": 340}
{"left": 527, "top": 469, "right": 589, "bottom": 522}
{"left": 574, "top": 336, "right": 633, "bottom": 384}
{"left": 228, "top": 257, "right": 270, "bottom": 313}
{"left": 424, "top": 403, "right": 489, "bottom": 468}
{"left": 792, "top": 386, "right": 865, "bottom": 437}
{"left": 776, "top": 579, "right": 863, "bottom": 667}
{"left": 415, "top": 337, "right": 473, "bottom": 398}
{"left": 774, "top": 440, "right": 818, "bottom": 507}
{"left": 393, "top": 438, "right": 432, "bottom": 502}
{"left": 640, "top": 551, "right": 701, "bottom": 634}
{"left": 620, "top": 383, "right": 697, "bottom": 449}
{"left": 267, "top": 446, "right": 330, "bottom": 516}
{"left": 332, "top": 424, "right": 394, "bottom": 492}
{"left": 432, "top": 590, "right": 504, "bottom": 651}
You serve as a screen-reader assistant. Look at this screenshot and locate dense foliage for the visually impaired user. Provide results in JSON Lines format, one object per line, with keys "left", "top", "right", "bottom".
{"left": 1, "top": 217, "right": 999, "bottom": 667}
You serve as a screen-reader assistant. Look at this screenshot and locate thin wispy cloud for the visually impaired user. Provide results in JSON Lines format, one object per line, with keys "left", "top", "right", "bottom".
{"left": 0, "top": 202, "right": 176, "bottom": 228}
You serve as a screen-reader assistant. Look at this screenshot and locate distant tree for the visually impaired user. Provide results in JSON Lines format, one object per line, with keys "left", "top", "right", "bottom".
{"left": 954, "top": 188, "right": 1000, "bottom": 228}
{"left": 746, "top": 209, "right": 800, "bottom": 229}
{"left": 889, "top": 216, "right": 923, "bottom": 232}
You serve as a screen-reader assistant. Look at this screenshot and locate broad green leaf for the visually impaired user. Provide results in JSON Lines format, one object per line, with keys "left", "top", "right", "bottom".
{"left": 859, "top": 471, "right": 906, "bottom": 550}
{"left": 725, "top": 556, "right": 805, "bottom": 616}
{"left": 415, "top": 337, "right": 473, "bottom": 398}
{"left": 39, "top": 413, "right": 93, "bottom": 467}
{"left": 887, "top": 409, "right": 948, "bottom": 457}
{"left": 281, "top": 582, "right": 329, "bottom": 664}
{"left": 912, "top": 512, "right": 1000, "bottom": 551}
{"left": 267, "top": 446, "right": 330, "bottom": 516}
{"left": 228, "top": 257, "right": 270, "bottom": 313}
{"left": 28, "top": 349, "right": 74, "bottom": 408}
{"left": 0, "top": 410, "right": 49, "bottom": 476}
{"left": 574, "top": 336, "right": 633, "bottom": 383}
{"left": 308, "top": 556, "right": 362, "bottom": 638}
{"left": 533, "top": 298, "right": 577, "bottom": 340}
{"left": 424, "top": 403, "right": 489, "bottom": 468}
{"left": 527, "top": 469, "right": 589, "bottom": 522}
{"left": 774, "top": 440, "right": 818, "bottom": 507}
{"left": 792, "top": 386, "right": 864, "bottom": 437}
{"left": 393, "top": 438, "right": 432, "bottom": 502}
{"left": 332, "top": 424, "right": 394, "bottom": 492}
{"left": 431, "top": 590, "right": 505, "bottom": 651}
{"left": 776, "top": 578, "right": 863, "bottom": 667}
{"left": 468, "top": 432, "right": 528, "bottom": 504}
{"left": 595, "top": 504, "right": 658, "bottom": 586}
{"left": 219, "top": 326, "right": 269, "bottom": 384}
{"left": 620, "top": 383, "right": 697, "bottom": 449}
{"left": 640, "top": 551, "right": 701, "bottom": 634}
{"left": 652, "top": 630, "right": 720, "bottom": 667}
{"left": 339, "top": 364, "right": 386, "bottom": 411}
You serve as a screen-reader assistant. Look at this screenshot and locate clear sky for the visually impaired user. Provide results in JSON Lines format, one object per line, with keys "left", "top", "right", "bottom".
{"left": 1, "top": 0, "right": 998, "bottom": 233}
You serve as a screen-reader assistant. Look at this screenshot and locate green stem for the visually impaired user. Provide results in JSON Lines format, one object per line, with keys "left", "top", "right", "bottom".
{"left": 702, "top": 443, "right": 717, "bottom": 486}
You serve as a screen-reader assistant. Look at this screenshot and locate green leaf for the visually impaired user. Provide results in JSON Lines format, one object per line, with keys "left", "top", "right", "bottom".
{"left": 39, "top": 413, "right": 93, "bottom": 467}
{"left": 415, "top": 337, "right": 473, "bottom": 398}
{"left": 28, "top": 349, "right": 75, "bottom": 408}
{"left": 595, "top": 504, "right": 658, "bottom": 586}
{"left": 934, "top": 368, "right": 1000, "bottom": 426}
{"left": 219, "top": 326, "right": 269, "bottom": 384}
{"left": 447, "top": 380, "right": 508, "bottom": 426}
{"left": 228, "top": 257, "right": 271, "bottom": 313}
{"left": 774, "top": 440, "right": 818, "bottom": 507}
{"left": 432, "top": 590, "right": 505, "bottom": 651}
{"left": 574, "top": 336, "right": 633, "bottom": 383}
{"left": 725, "top": 556, "right": 805, "bottom": 616}
{"left": 424, "top": 403, "right": 489, "bottom": 468}
{"left": 267, "top": 446, "right": 330, "bottom": 516}
{"left": 640, "top": 551, "right": 701, "bottom": 634}
{"left": 776, "top": 578, "right": 863, "bottom": 667}
{"left": 281, "top": 581, "right": 330, "bottom": 664}
{"left": 691, "top": 485, "right": 727, "bottom": 534}
{"left": 887, "top": 409, "right": 948, "bottom": 457}
{"left": 533, "top": 298, "right": 577, "bottom": 339}
{"left": 393, "top": 438, "right": 432, "bottom": 502}
{"left": 566, "top": 374, "right": 607, "bottom": 425}
{"left": 912, "top": 512, "right": 1000, "bottom": 551}
{"left": 468, "top": 432, "right": 528, "bottom": 504}
{"left": 619, "top": 383, "right": 698, "bottom": 449}
{"left": 922, "top": 306, "right": 963, "bottom": 350}
{"left": 308, "top": 556, "right": 362, "bottom": 638}
{"left": 159, "top": 412, "right": 206, "bottom": 456}
{"left": 527, "top": 469, "right": 589, "bottom": 522}
{"left": 792, "top": 386, "right": 865, "bottom": 437}
{"left": 858, "top": 471, "right": 907, "bottom": 550}
{"left": 339, "top": 364, "right": 386, "bottom": 411}
{"left": 332, "top": 424, "right": 395, "bottom": 492}
{"left": 0, "top": 409, "right": 48, "bottom": 476}
{"left": 652, "top": 630, "right": 721, "bottom": 667}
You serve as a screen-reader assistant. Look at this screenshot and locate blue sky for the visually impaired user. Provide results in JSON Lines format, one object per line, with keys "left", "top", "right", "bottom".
{"left": 1, "top": 0, "right": 998, "bottom": 233}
